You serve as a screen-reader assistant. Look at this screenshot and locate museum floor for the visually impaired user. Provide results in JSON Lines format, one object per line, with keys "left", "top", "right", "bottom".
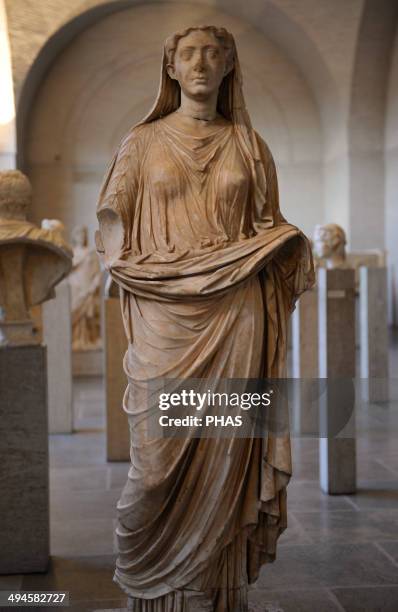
{"left": 1, "top": 340, "right": 398, "bottom": 612}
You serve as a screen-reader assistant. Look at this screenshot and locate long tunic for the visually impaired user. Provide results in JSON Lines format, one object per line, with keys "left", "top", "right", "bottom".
{"left": 97, "top": 116, "right": 314, "bottom": 611}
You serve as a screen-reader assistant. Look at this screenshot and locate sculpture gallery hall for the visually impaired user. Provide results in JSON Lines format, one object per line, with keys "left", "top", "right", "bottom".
{"left": 0, "top": 1, "right": 397, "bottom": 611}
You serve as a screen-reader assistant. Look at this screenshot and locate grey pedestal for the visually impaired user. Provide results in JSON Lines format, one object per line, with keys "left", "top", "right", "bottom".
{"left": 318, "top": 268, "right": 357, "bottom": 495}
{"left": 291, "top": 287, "right": 319, "bottom": 434}
{"left": 359, "top": 266, "right": 389, "bottom": 403}
{"left": 0, "top": 344, "right": 49, "bottom": 573}
{"left": 103, "top": 296, "right": 129, "bottom": 461}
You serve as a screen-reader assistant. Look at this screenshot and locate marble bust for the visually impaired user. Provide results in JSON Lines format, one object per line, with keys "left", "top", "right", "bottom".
{"left": 69, "top": 224, "right": 102, "bottom": 351}
{"left": 97, "top": 26, "right": 314, "bottom": 611}
{"left": 0, "top": 170, "right": 72, "bottom": 346}
{"left": 313, "top": 223, "right": 348, "bottom": 269}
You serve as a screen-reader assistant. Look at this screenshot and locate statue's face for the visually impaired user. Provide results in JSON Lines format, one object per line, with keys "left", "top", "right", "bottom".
{"left": 167, "top": 30, "right": 230, "bottom": 100}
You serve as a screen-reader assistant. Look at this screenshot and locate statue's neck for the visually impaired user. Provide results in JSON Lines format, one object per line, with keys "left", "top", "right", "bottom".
{"left": 178, "top": 90, "right": 218, "bottom": 122}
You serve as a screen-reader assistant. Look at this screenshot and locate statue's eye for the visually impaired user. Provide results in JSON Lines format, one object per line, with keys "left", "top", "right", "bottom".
{"left": 207, "top": 49, "right": 219, "bottom": 59}
{"left": 180, "top": 49, "right": 193, "bottom": 60}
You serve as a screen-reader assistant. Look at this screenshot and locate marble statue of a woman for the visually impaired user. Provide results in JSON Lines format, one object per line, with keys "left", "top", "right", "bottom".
{"left": 96, "top": 26, "right": 314, "bottom": 612}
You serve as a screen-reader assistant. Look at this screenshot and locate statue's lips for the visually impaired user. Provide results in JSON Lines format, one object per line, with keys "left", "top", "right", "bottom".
{"left": 192, "top": 77, "right": 208, "bottom": 83}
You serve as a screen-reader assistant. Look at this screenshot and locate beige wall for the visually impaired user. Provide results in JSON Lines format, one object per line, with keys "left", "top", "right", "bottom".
{"left": 0, "top": 0, "right": 15, "bottom": 169}
{"left": 386, "top": 27, "right": 398, "bottom": 324}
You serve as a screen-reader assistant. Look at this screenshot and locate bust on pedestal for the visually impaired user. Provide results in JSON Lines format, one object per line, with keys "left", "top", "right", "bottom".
{"left": 0, "top": 170, "right": 72, "bottom": 574}
{"left": 312, "top": 224, "right": 356, "bottom": 494}
{"left": 313, "top": 223, "right": 348, "bottom": 270}
{"left": 0, "top": 171, "right": 72, "bottom": 345}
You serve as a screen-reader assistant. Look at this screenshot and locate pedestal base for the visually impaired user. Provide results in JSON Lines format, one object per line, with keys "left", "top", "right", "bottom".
{"left": 72, "top": 347, "right": 103, "bottom": 377}
{"left": 320, "top": 437, "right": 356, "bottom": 494}
{"left": 104, "top": 297, "right": 129, "bottom": 461}
{"left": 360, "top": 267, "right": 389, "bottom": 403}
{"left": 0, "top": 344, "right": 49, "bottom": 573}
{"left": 318, "top": 269, "right": 357, "bottom": 495}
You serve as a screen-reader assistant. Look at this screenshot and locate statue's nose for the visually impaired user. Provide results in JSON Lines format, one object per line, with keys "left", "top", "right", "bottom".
{"left": 193, "top": 54, "right": 205, "bottom": 70}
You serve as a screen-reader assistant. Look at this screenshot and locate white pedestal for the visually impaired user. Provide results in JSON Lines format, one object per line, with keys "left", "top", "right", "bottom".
{"left": 42, "top": 279, "right": 73, "bottom": 433}
{"left": 103, "top": 287, "right": 129, "bottom": 461}
{"left": 318, "top": 268, "right": 356, "bottom": 495}
{"left": 359, "top": 266, "right": 389, "bottom": 403}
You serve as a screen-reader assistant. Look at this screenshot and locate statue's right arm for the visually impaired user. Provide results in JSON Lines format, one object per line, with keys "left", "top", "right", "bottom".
{"left": 96, "top": 207, "right": 124, "bottom": 268}
{"left": 96, "top": 131, "right": 139, "bottom": 269}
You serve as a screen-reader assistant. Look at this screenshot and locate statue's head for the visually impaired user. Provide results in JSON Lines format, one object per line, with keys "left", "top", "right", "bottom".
{"left": 165, "top": 26, "right": 235, "bottom": 105}
{"left": 0, "top": 170, "right": 32, "bottom": 221}
{"left": 313, "top": 223, "right": 346, "bottom": 260}
{"left": 71, "top": 224, "right": 88, "bottom": 248}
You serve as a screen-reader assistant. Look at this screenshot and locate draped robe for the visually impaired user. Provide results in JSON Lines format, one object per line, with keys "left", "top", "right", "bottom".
{"left": 97, "top": 117, "right": 314, "bottom": 611}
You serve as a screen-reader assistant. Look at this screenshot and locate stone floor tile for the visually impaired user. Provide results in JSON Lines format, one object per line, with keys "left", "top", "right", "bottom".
{"left": 293, "top": 509, "right": 398, "bottom": 544}
{"left": 67, "top": 600, "right": 126, "bottom": 612}
{"left": 255, "top": 542, "right": 398, "bottom": 589}
{"left": 376, "top": 540, "right": 398, "bottom": 564}
{"left": 248, "top": 587, "right": 342, "bottom": 611}
{"left": 107, "top": 464, "right": 130, "bottom": 490}
{"left": 357, "top": 458, "right": 398, "bottom": 481}
{"left": 287, "top": 480, "right": 356, "bottom": 512}
{"left": 21, "top": 555, "right": 121, "bottom": 602}
{"left": 0, "top": 574, "right": 23, "bottom": 589}
{"left": 347, "top": 480, "right": 398, "bottom": 510}
{"left": 331, "top": 585, "right": 398, "bottom": 612}
{"left": 291, "top": 459, "right": 319, "bottom": 481}
{"left": 50, "top": 467, "right": 108, "bottom": 491}
{"left": 49, "top": 432, "right": 106, "bottom": 468}
{"left": 277, "top": 512, "right": 313, "bottom": 547}
{"left": 50, "top": 519, "right": 115, "bottom": 556}
{"left": 50, "top": 488, "right": 121, "bottom": 521}
{"left": 356, "top": 436, "right": 398, "bottom": 457}
{"left": 374, "top": 456, "right": 398, "bottom": 474}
